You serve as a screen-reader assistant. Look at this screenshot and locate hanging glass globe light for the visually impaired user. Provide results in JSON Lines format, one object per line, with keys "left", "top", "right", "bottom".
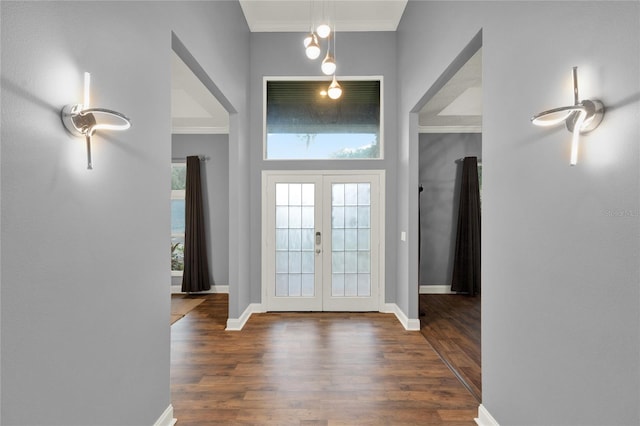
{"left": 305, "top": 33, "right": 321, "bottom": 60}
{"left": 321, "top": 51, "right": 336, "bottom": 75}
{"left": 327, "top": 75, "right": 342, "bottom": 99}
{"left": 316, "top": 23, "right": 331, "bottom": 39}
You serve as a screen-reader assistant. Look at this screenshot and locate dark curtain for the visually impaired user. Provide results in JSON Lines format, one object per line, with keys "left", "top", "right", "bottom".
{"left": 451, "top": 157, "right": 481, "bottom": 295}
{"left": 181, "top": 156, "right": 211, "bottom": 293}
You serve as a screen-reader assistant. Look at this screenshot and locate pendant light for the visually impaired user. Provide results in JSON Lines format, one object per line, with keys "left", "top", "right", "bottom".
{"left": 303, "top": 32, "right": 314, "bottom": 48}
{"left": 316, "top": 1, "right": 331, "bottom": 38}
{"left": 321, "top": 51, "right": 336, "bottom": 75}
{"left": 317, "top": 23, "right": 331, "bottom": 39}
{"left": 327, "top": 75, "right": 342, "bottom": 100}
{"left": 303, "top": 1, "right": 321, "bottom": 60}
{"left": 326, "top": 24, "right": 341, "bottom": 100}
{"left": 305, "top": 33, "right": 321, "bottom": 60}
{"left": 321, "top": 31, "right": 336, "bottom": 75}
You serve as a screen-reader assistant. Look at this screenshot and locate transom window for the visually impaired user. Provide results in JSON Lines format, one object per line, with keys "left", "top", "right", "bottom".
{"left": 265, "top": 78, "right": 382, "bottom": 160}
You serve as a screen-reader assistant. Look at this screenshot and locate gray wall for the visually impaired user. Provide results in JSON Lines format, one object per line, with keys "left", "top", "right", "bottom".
{"left": 398, "top": 1, "right": 639, "bottom": 424}
{"left": 419, "top": 133, "right": 481, "bottom": 286}
{"left": 172, "top": 134, "right": 230, "bottom": 289}
{"left": 0, "top": 1, "right": 250, "bottom": 424}
{"left": 248, "top": 32, "right": 398, "bottom": 305}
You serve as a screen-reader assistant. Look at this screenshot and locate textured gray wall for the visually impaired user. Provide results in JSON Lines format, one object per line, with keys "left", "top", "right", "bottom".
{"left": 398, "top": 1, "right": 639, "bottom": 424}
{"left": 0, "top": 1, "right": 249, "bottom": 424}
{"left": 419, "top": 133, "right": 481, "bottom": 286}
{"left": 248, "top": 32, "right": 398, "bottom": 306}
{"left": 172, "top": 134, "right": 230, "bottom": 289}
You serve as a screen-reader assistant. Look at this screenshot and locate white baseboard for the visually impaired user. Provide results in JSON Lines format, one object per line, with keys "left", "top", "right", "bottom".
{"left": 226, "top": 303, "right": 265, "bottom": 330}
{"left": 475, "top": 404, "right": 499, "bottom": 426}
{"left": 382, "top": 303, "right": 421, "bottom": 331}
{"left": 171, "top": 284, "right": 229, "bottom": 294}
{"left": 154, "top": 405, "right": 177, "bottom": 426}
{"left": 419, "top": 284, "right": 458, "bottom": 294}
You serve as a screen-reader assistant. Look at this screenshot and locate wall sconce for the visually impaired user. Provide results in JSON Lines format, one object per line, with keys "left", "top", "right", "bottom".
{"left": 531, "top": 67, "right": 604, "bottom": 166}
{"left": 61, "top": 72, "right": 131, "bottom": 169}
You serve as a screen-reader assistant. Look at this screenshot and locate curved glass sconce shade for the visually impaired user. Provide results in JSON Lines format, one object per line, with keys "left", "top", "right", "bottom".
{"left": 531, "top": 67, "right": 604, "bottom": 166}
{"left": 61, "top": 72, "right": 131, "bottom": 169}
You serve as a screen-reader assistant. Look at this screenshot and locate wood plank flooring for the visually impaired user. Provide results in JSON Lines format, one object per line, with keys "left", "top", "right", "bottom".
{"left": 419, "top": 294, "right": 481, "bottom": 402}
{"left": 171, "top": 294, "right": 478, "bottom": 425}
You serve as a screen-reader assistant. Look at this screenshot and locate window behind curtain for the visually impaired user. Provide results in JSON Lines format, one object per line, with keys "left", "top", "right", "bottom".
{"left": 265, "top": 79, "right": 382, "bottom": 160}
{"left": 171, "top": 163, "right": 186, "bottom": 273}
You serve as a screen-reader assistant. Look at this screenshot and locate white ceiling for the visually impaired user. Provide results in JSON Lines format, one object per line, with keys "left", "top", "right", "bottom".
{"left": 171, "top": 0, "right": 481, "bottom": 134}
{"left": 418, "top": 48, "right": 482, "bottom": 133}
{"left": 171, "top": 52, "right": 229, "bottom": 134}
{"left": 239, "top": 0, "right": 408, "bottom": 32}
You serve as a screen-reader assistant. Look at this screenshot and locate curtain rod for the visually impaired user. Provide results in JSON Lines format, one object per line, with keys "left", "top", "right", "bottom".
{"left": 455, "top": 157, "right": 482, "bottom": 165}
{"left": 171, "top": 155, "right": 209, "bottom": 162}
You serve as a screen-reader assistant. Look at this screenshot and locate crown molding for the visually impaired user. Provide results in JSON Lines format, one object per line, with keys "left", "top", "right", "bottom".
{"left": 172, "top": 126, "right": 229, "bottom": 135}
{"left": 418, "top": 125, "right": 482, "bottom": 134}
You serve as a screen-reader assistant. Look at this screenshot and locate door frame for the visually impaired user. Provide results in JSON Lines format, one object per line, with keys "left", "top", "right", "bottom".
{"left": 261, "top": 169, "right": 386, "bottom": 312}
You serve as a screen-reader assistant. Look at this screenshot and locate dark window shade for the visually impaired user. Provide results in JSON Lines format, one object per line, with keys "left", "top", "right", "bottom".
{"left": 266, "top": 80, "right": 380, "bottom": 134}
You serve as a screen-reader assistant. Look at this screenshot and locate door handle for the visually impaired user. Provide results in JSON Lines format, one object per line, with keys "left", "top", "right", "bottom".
{"left": 315, "top": 231, "right": 321, "bottom": 254}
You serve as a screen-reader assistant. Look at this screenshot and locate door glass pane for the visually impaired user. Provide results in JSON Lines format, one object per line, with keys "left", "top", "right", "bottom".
{"left": 344, "top": 184, "right": 358, "bottom": 205}
{"left": 344, "top": 252, "right": 357, "bottom": 273}
{"left": 344, "top": 229, "right": 357, "bottom": 251}
{"left": 289, "top": 274, "right": 302, "bottom": 296}
{"left": 289, "top": 206, "right": 301, "bottom": 228}
{"left": 302, "top": 184, "right": 314, "bottom": 206}
{"left": 344, "top": 207, "right": 358, "bottom": 228}
{"left": 358, "top": 229, "right": 370, "bottom": 251}
{"left": 331, "top": 183, "right": 371, "bottom": 297}
{"left": 302, "top": 274, "right": 314, "bottom": 296}
{"left": 301, "top": 229, "right": 314, "bottom": 250}
{"left": 276, "top": 274, "right": 288, "bottom": 296}
{"left": 358, "top": 274, "right": 371, "bottom": 297}
{"left": 274, "top": 183, "right": 315, "bottom": 298}
{"left": 289, "top": 229, "right": 302, "bottom": 250}
{"left": 276, "top": 206, "right": 288, "bottom": 228}
{"left": 276, "top": 184, "right": 289, "bottom": 205}
{"left": 332, "top": 229, "right": 344, "bottom": 251}
{"left": 357, "top": 183, "right": 370, "bottom": 205}
{"left": 332, "top": 274, "right": 345, "bottom": 296}
{"left": 301, "top": 207, "right": 314, "bottom": 228}
{"left": 332, "top": 206, "right": 344, "bottom": 228}
{"left": 276, "top": 229, "right": 288, "bottom": 250}
{"left": 301, "top": 252, "right": 314, "bottom": 273}
{"left": 333, "top": 184, "right": 345, "bottom": 206}
{"left": 345, "top": 274, "right": 358, "bottom": 296}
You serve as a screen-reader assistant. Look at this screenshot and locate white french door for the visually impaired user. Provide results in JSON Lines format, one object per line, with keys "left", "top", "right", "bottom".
{"left": 263, "top": 171, "right": 384, "bottom": 312}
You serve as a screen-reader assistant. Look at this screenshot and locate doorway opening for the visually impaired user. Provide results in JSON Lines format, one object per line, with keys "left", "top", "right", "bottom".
{"left": 411, "top": 30, "right": 482, "bottom": 402}
{"left": 170, "top": 32, "right": 235, "bottom": 306}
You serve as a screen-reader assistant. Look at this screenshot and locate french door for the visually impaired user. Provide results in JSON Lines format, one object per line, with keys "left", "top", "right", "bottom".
{"left": 263, "top": 171, "right": 384, "bottom": 311}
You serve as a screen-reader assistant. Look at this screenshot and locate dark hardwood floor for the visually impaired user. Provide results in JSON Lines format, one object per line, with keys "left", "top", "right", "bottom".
{"left": 171, "top": 294, "right": 479, "bottom": 425}
{"left": 419, "top": 294, "right": 481, "bottom": 402}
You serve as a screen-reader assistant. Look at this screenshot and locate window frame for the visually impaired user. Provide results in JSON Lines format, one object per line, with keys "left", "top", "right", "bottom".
{"left": 263, "top": 76, "right": 384, "bottom": 161}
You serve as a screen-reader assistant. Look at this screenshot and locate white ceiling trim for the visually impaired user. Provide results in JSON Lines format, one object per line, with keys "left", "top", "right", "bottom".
{"left": 172, "top": 126, "right": 230, "bottom": 135}
{"left": 247, "top": 19, "right": 402, "bottom": 33}
{"left": 418, "top": 125, "right": 482, "bottom": 134}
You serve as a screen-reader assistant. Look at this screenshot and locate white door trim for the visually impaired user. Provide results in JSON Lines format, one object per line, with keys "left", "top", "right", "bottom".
{"left": 262, "top": 170, "right": 385, "bottom": 312}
